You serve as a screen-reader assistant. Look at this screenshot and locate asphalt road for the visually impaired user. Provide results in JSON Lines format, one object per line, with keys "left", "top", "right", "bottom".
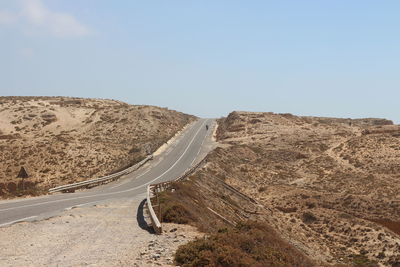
{"left": 0, "top": 118, "right": 214, "bottom": 227}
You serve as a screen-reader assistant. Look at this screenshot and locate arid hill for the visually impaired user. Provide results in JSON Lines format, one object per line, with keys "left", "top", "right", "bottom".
{"left": 162, "top": 111, "right": 399, "bottom": 266}
{"left": 208, "top": 111, "right": 399, "bottom": 265}
{"left": 0, "top": 96, "right": 194, "bottom": 198}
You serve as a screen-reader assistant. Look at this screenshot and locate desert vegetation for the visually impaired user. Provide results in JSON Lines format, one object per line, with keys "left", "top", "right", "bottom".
{"left": 154, "top": 177, "right": 316, "bottom": 266}
{"left": 0, "top": 96, "right": 194, "bottom": 198}
{"left": 212, "top": 112, "right": 400, "bottom": 265}
{"left": 159, "top": 111, "right": 399, "bottom": 266}
{"left": 175, "top": 221, "right": 314, "bottom": 267}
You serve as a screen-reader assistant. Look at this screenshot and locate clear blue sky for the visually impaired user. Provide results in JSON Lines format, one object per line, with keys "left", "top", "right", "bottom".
{"left": 1, "top": 1, "right": 399, "bottom": 122}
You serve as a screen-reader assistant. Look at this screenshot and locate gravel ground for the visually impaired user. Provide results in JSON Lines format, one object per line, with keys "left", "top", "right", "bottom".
{"left": 0, "top": 194, "right": 201, "bottom": 266}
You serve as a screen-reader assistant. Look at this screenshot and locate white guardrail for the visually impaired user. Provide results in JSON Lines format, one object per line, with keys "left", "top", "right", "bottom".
{"left": 49, "top": 155, "right": 153, "bottom": 193}
{"left": 146, "top": 184, "right": 162, "bottom": 234}
{"left": 146, "top": 156, "right": 207, "bottom": 234}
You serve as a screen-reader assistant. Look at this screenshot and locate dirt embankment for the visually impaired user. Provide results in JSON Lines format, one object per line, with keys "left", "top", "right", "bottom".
{"left": 208, "top": 111, "right": 399, "bottom": 266}
{"left": 159, "top": 111, "right": 399, "bottom": 266}
{"left": 0, "top": 96, "right": 195, "bottom": 198}
{"left": 155, "top": 175, "right": 315, "bottom": 267}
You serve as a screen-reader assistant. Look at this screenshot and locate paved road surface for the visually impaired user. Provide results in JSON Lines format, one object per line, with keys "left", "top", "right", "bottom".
{"left": 0, "top": 118, "right": 214, "bottom": 227}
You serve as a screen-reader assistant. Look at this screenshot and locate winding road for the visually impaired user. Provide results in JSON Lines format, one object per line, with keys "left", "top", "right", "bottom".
{"left": 0, "top": 118, "right": 215, "bottom": 227}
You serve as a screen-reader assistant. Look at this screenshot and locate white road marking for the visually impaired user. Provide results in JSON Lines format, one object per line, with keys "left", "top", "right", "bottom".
{"left": 190, "top": 119, "right": 210, "bottom": 166}
{"left": 0, "top": 215, "right": 38, "bottom": 227}
{"left": 109, "top": 120, "right": 202, "bottom": 191}
{"left": 110, "top": 120, "right": 197, "bottom": 190}
{"left": 0, "top": 120, "right": 207, "bottom": 213}
{"left": 109, "top": 168, "right": 151, "bottom": 189}
{"left": 110, "top": 157, "right": 157, "bottom": 189}
{"left": 64, "top": 200, "right": 102, "bottom": 210}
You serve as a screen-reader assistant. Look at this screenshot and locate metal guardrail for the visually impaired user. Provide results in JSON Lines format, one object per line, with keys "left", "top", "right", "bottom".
{"left": 146, "top": 155, "right": 262, "bottom": 234}
{"left": 49, "top": 155, "right": 153, "bottom": 193}
{"left": 175, "top": 156, "right": 207, "bottom": 182}
{"left": 146, "top": 156, "right": 207, "bottom": 234}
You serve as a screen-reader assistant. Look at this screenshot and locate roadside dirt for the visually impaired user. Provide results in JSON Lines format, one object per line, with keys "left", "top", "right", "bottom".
{"left": 198, "top": 111, "right": 400, "bottom": 266}
{"left": 0, "top": 196, "right": 202, "bottom": 267}
{"left": 0, "top": 96, "right": 194, "bottom": 199}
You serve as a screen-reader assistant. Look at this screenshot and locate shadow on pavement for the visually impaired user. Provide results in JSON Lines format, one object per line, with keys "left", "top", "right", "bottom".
{"left": 136, "top": 198, "right": 155, "bottom": 234}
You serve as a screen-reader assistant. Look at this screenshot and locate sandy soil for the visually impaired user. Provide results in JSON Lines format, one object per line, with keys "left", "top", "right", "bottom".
{"left": 0, "top": 195, "right": 202, "bottom": 267}
{"left": 196, "top": 111, "right": 400, "bottom": 266}
{"left": 0, "top": 96, "right": 194, "bottom": 198}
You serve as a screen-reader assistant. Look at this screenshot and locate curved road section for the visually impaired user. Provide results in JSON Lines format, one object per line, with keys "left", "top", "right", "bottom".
{"left": 0, "top": 118, "right": 214, "bottom": 227}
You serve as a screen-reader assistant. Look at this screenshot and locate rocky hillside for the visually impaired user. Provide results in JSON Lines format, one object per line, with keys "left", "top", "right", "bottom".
{"left": 180, "top": 111, "right": 399, "bottom": 266}
{"left": 0, "top": 96, "right": 195, "bottom": 198}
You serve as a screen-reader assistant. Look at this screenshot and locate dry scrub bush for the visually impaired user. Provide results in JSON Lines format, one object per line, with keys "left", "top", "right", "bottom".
{"left": 157, "top": 184, "right": 196, "bottom": 225}
{"left": 161, "top": 202, "right": 191, "bottom": 224}
{"left": 302, "top": 211, "right": 317, "bottom": 224}
{"left": 350, "top": 254, "right": 379, "bottom": 267}
{"left": 156, "top": 180, "right": 228, "bottom": 232}
{"left": 175, "top": 221, "right": 315, "bottom": 267}
{"left": 157, "top": 180, "right": 316, "bottom": 266}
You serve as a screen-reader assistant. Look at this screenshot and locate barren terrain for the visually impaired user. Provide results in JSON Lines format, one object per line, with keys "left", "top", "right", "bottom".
{"left": 0, "top": 96, "right": 194, "bottom": 198}
{"left": 203, "top": 111, "right": 400, "bottom": 265}
{"left": 0, "top": 195, "right": 201, "bottom": 267}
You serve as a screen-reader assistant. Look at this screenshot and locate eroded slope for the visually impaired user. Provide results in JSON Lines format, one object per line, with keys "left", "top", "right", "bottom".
{"left": 203, "top": 111, "right": 400, "bottom": 265}
{"left": 0, "top": 96, "right": 194, "bottom": 198}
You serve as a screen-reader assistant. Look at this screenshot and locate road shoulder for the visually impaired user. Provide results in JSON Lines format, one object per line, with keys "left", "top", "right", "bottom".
{"left": 0, "top": 195, "right": 201, "bottom": 266}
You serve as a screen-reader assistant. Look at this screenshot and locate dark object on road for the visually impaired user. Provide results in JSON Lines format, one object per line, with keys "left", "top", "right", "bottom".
{"left": 17, "top": 167, "right": 29, "bottom": 179}
{"left": 206, "top": 125, "right": 209, "bottom": 130}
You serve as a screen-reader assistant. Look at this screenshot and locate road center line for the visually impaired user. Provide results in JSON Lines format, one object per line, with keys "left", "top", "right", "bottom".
{"left": 109, "top": 168, "right": 151, "bottom": 189}
{"left": 110, "top": 121, "right": 197, "bottom": 190}
{"left": 0, "top": 120, "right": 207, "bottom": 213}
